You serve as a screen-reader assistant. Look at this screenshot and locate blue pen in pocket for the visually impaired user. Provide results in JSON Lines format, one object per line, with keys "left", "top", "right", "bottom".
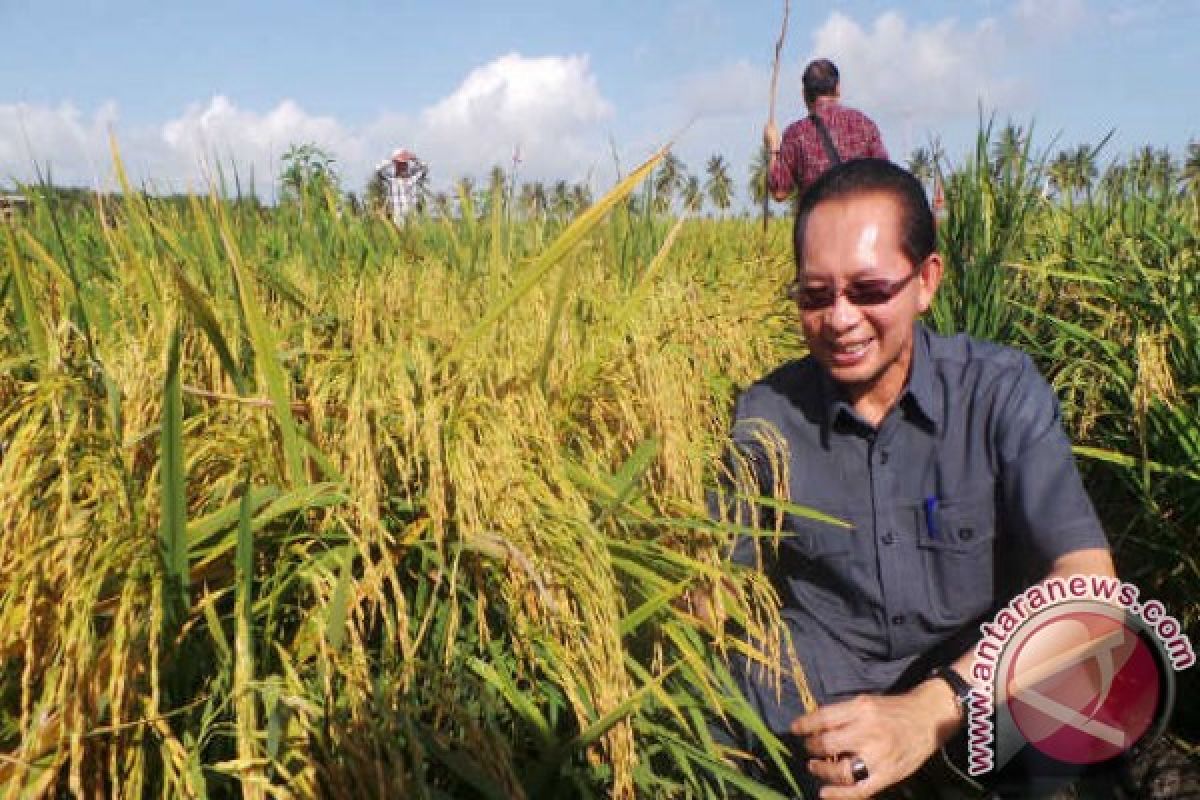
{"left": 924, "top": 496, "right": 940, "bottom": 540}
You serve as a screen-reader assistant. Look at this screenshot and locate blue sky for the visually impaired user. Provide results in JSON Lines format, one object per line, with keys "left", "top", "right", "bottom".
{"left": 2, "top": 0, "right": 1198, "bottom": 202}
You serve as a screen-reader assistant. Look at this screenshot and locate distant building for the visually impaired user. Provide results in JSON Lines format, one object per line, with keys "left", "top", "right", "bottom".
{"left": 0, "top": 194, "right": 28, "bottom": 220}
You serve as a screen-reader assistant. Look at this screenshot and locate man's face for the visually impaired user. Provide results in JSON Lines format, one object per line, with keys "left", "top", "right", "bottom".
{"left": 796, "top": 191, "right": 941, "bottom": 411}
{"left": 395, "top": 159, "right": 411, "bottom": 177}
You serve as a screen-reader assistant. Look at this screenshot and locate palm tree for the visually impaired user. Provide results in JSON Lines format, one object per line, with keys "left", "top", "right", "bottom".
{"left": 551, "top": 180, "right": 572, "bottom": 218}
{"left": 1048, "top": 151, "right": 1075, "bottom": 198}
{"left": 1100, "top": 162, "right": 1129, "bottom": 200}
{"left": 682, "top": 174, "right": 704, "bottom": 213}
{"left": 1156, "top": 148, "right": 1177, "bottom": 190}
{"left": 570, "top": 183, "right": 592, "bottom": 214}
{"left": 653, "top": 152, "right": 685, "bottom": 212}
{"left": 704, "top": 154, "right": 733, "bottom": 215}
{"left": 991, "top": 123, "right": 1026, "bottom": 179}
{"left": 748, "top": 144, "right": 770, "bottom": 209}
{"left": 532, "top": 182, "right": 548, "bottom": 218}
{"left": 518, "top": 181, "right": 549, "bottom": 219}
{"left": 487, "top": 164, "right": 507, "bottom": 212}
{"left": 907, "top": 147, "right": 934, "bottom": 187}
{"left": 1129, "top": 145, "right": 1173, "bottom": 195}
{"left": 1181, "top": 141, "right": 1200, "bottom": 196}
{"left": 1069, "top": 144, "right": 1097, "bottom": 196}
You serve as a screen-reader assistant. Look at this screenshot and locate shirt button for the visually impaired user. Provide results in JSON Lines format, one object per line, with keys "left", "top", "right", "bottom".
{"left": 891, "top": 614, "right": 906, "bottom": 626}
{"left": 882, "top": 531, "right": 897, "bottom": 545}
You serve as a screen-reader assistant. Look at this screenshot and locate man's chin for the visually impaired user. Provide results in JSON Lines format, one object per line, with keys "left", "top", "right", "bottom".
{"left": 820, "top": 358, "right": 878, "bottom": 388}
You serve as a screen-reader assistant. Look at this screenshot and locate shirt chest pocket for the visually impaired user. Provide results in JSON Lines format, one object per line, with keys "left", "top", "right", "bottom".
{"left": 916, "top": 492, "right": 997, "bottom": 626}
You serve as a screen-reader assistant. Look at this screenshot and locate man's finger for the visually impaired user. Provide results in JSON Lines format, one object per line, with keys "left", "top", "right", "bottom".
{"left": 808, "top": 757, "right": 877, "bottom": 799}
{"left": 819, "top": 783, "right": 875, "bottom": 800}
{"left": 806, "top": 757, "right": 847, "bottom": 785}
{"left": 800, "top": 728, "right": 856, "bottom": 759}
{"left": 790, "top": 698, "right": 865, "bottom": 735}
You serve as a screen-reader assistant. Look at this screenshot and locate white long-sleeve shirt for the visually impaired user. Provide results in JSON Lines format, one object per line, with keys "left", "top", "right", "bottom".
{"left": 377, "top": 160, "right": 426, "bottom": 222}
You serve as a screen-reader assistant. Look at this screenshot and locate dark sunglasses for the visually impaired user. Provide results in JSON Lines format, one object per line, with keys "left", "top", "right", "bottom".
{"left": 786, "top": 269, "right": 919, "bottom": 310}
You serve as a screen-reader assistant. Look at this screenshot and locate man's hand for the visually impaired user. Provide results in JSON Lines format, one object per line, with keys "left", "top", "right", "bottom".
{"left": 764, "top": 121, "right": 781, "bottom": 155}
{"left": 791, "top": 678, "right": 961, "bottom": 798}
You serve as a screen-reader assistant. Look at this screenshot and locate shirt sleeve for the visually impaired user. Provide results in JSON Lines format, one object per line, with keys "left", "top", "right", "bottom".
{"left": 993, "top": 354, "right": 1109, "bottom": 566}
{"left": 867, "top": 120, "right": 888, "bottom": 160}
{"left": 767, "top": 130, "right": 798, "bottom": 197}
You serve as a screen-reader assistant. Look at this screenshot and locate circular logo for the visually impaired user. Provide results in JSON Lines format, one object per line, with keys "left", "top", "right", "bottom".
{"left": 1002, "top": 602, "right": 1168, "bottom": 765}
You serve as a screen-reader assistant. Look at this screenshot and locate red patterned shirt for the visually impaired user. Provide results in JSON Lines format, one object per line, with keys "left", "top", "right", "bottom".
{"left": 768, "top": 98, "right": 888, "bottom": 198}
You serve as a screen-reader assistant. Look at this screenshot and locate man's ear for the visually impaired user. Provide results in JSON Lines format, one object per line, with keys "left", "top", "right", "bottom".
{"left": 917, "top": 253, "right": 944, "bottom": 313}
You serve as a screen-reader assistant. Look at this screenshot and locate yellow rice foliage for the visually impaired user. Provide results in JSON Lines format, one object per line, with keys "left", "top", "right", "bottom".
{"left": 0, "top": 171, "right": 802, "bottom": 797}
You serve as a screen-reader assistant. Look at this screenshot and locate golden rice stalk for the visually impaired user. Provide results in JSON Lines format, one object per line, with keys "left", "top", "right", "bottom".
{"left": 1133, "top": 327, "right": 1178, "bottom": 417}
{"left": 214, "top": 199, "right": 308, "bottom": 487}
{"left": 441, "top": 147, "right": 667, "bottom": 366}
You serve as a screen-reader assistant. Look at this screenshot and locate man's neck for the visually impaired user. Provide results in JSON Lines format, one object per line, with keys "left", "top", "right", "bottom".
{"left": 845, "top": 388, "right": 899, "bottom": 429}
{"left": 842, "top": 355, "right": 915, "bottom": 429}
{"left": 808, "top": 95, "right": 838, "bottom": 114}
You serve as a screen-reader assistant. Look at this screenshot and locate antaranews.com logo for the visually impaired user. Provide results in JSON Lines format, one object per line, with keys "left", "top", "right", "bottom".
{"left": 966, "top": 574, "right": 1195, "bottom": 777}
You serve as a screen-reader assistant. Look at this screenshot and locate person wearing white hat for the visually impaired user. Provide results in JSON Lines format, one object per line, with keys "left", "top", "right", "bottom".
{"left": 376, "top": 148, "right": 427, "bottom": 224}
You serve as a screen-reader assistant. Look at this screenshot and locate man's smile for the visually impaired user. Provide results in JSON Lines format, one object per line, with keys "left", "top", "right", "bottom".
{"left": 827, "top": 338, "right": 873, "bottom": 365}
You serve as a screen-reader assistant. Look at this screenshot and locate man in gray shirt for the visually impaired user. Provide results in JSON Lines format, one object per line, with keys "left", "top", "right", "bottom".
{"left": 718, "top": 158, "right": 1114, "bottom": 797}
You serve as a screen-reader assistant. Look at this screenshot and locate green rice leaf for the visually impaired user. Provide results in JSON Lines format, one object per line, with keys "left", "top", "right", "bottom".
{"left": 159, "top": 322, "right": 189, "bottom": 614}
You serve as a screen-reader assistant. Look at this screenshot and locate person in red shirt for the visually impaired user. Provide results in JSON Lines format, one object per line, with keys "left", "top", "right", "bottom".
{"left": 765, "top": 59, "right": 888, "bottom": 201}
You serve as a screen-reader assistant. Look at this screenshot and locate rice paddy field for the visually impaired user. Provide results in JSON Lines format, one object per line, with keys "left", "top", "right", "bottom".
{"left": 1, "top": 129, "right": 1197, "bottom": 798}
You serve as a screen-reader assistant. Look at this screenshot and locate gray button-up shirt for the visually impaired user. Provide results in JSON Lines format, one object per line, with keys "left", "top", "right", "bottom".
{"left": 723, "top": 323, "right": 1108, "bottom": 730}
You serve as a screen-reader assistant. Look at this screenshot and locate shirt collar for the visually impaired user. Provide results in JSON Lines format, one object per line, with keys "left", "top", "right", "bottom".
{"left": 817, "top": 322, "right": 943, "bottom": 442}
{"left": 811, "top": 96, "right": 839, "bottom": 114}
{"left": 905, "top": 323, "right": 943, "bottom": 433}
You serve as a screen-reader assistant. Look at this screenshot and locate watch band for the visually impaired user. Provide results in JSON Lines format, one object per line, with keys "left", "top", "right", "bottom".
{"left": 930, "top": 666, "right": 973, "bottom": 712}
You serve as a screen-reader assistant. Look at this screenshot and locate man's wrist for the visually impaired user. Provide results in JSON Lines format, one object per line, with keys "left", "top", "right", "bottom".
{"left": 928, "top": 667, "right": 971, "bottom": 726}
{"left": 918, "top": 667, "right": 969, "bottom": 743}
{"left": 930, "top": 666, "right": 972, "bottom": 711}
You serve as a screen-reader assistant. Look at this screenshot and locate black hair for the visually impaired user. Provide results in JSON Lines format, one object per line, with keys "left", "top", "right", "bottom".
{"left": 792, "top": 158, "right": 936, "bottom": 269}
{"left": 802, "top": 59, "right": 840, "bottom": 105}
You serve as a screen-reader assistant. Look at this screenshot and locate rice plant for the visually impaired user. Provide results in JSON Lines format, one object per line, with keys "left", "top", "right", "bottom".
{"left": 1, "top": 125, "right": 1197, "bottom": 797}
{"left": 0, "top": 146, "right": 806, "bottom": 798}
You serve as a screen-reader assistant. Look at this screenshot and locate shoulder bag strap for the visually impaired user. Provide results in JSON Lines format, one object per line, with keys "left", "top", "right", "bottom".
{"left": 809, "top": 113, "right": 843, "bottom": 165}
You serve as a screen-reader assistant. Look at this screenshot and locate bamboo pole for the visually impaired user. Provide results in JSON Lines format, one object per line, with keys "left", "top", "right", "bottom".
{"left": 763, "top": 0, "right": 791, "bottom": 235}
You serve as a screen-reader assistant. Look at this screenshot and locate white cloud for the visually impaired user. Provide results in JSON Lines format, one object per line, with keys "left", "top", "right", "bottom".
{"left": 153, "top": 96, "right": 367, "bottom": 195}
{"left": 0, "top": 96, "right": 367, "bottom": 196}
{"left": 1014, "top": 0, "right": 1087, "bottom": 34}
{"left": 162, "top": 96, "right": 355, "bottom": 165}
{"left": 677, "top": 60, "right": 768, "bottom": 119}
{"left": 0, "top": 101, "right": 120, "bottom": 187}
{"left": 415, "top": 53, "right": 612, "bottom": 183}
{"left": 1, "top": 53, "right": 614, "bottom": 195}
{"left": 809, "top": 11, "right": 1014, "bottom": 122}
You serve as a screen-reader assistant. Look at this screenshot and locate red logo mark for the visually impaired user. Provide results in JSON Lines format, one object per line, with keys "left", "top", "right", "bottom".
{"left": 1004, "top": 609, "right": 1161, "bottom": 765}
